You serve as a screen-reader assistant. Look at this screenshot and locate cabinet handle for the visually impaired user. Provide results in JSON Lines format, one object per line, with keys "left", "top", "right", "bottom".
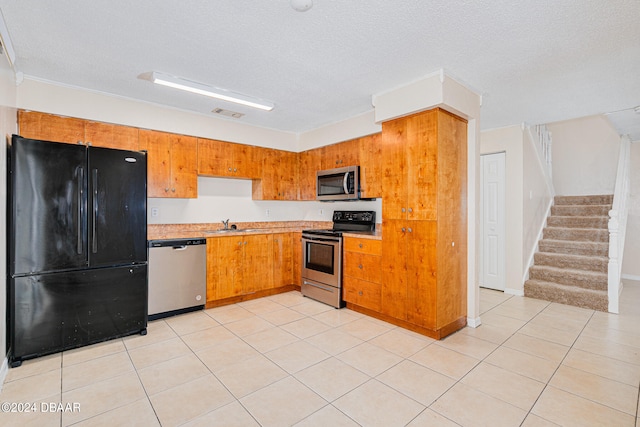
{"left": 164, "top": 188, "right": 170, "bottom": 192}
{"left": 358, "top": 291, "right": 363, "bottom": 296}
{"left": 358, "top": 243, "right": 363, "bottom": 248}
{"left": 401, "top": 208, "right": 406, "bottom": 213}
{"left": 234, "top": 168, "right": 238, "bottom": 172}
{"left": 408, "top": 228, "right": 413, "bottom": 233}
{"left": 171, "top": 188, "right": 176, "bottom": 192}
{"left": 408, "top": 207, "right": 413, "bottom": 213}
{"left": 228, "top": 167, "right": 232, "bottom": 172}
{"left": 401, "top": 227, "right": 406, "bottom": 232}
{"left": 358, "top": 264, "right": 363, "bottom": 269}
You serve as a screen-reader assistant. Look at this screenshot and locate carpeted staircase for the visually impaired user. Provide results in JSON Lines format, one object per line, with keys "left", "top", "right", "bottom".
{"left": 524, "top": 194, "right": 613, "bottom": 312}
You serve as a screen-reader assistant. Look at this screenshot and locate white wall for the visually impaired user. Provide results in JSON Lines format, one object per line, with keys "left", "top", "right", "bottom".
{"left": 0, "top": 57, "right": 17, "bottom": 383}
{"left": 548, "top": 115, "right": 621, "bottom": 196}
{"left": 480, "top": 125, "right": 524, "bottom": 295}
{"left": 622, "top": 142, "right": 640, "bottom": 279}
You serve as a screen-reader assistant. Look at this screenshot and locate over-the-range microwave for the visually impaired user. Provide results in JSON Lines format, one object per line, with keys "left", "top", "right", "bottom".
{"left": 316, "top": 165, "right": 360, "bottom": 201}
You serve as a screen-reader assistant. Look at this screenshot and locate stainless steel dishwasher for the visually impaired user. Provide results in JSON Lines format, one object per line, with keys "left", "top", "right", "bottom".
{"left": 148, "top": 238, "right": 207, "bottom": 320}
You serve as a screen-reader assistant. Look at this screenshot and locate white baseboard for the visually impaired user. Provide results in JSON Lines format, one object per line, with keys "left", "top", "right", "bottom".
{"left": 621, "top": 274, "right": 640, "bottom": 282}
{"left": 467, "top": 316, "right": 482, "bottom": 328}
{"left": 505, "top": 288, "right": 525, "bottom": 296}
{"left": 0, "top": 357, "right": 8, "bottom": 392}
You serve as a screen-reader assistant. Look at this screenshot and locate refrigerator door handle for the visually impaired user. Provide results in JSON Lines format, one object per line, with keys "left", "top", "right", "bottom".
{"left": 92, "top": 168, "right": 98, "bottom": 254}
{"left": 77, "top": 166, "right": 84, "bottom": 254}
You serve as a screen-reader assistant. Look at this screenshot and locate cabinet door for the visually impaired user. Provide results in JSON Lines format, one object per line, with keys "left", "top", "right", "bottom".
{"left": 233, "top": 143, "right": 262, "bottom": 178}
{"left": 169, "top": 134, "right": 198, "bottom": 198}
{"left": 18, "top": 111, "right": 84, "bottom": 144}
{"left": 85, "top": 121, "right": 139, "bottom": 150}
{"left": 292, "top": 232, "right": 302, "bottom": 286}
{"left": 243, "top": 234, "right": 273, "bottom": 294}
{"left": 380, "top": 220, "right": 407, "bottom": 320}
{"left": 381, "top": 119, "right": 408, "bottom": 220}
{"left": 253, "top": 149, "right": 297, "bottom": 200}
{"left": 344, "top": 252, "right": 382, "bottom": 283}
{"left": 343, "top": 277, "right": 381, "bottom": 311}
{"left": 272, "top": 233, "right": 294, "bottom": 287}
{"left": 139, "top": 130, "right": 171, "bottom": 197}
{"left": 197, "top": 138, "right": 230, "bottom": 177}
{"left": 406, "top": 111, "right": 438, "bottom": 221}
{"left": 405, "top": 221, "right": 438, "bottom": 329}
{"left": 207, "top": 236, "right": 244, "bottom": 300}
{"left": 297, "top": 149, "right": 321, "bottom": 200}
{"left": 359, "top": 133, "right": 382, "bottom": 199}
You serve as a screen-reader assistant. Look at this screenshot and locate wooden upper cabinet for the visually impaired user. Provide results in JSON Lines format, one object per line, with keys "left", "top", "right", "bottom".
{"left": 321, "top": 138, "right": 359, "bottom": 169}
{"left": 84, "top": 121, "right": 139, "bottom": 150}
{"left": 18, "top": 111, "right": 140, "bottom": 150}
{"left": 297, "top": 148, "right": 321, "bottom": 200}
{"left": 197, "top": 138, "right": 261, "bottom": 179}
{"left": 358, "top": 133, "right": 382, "bottom": 198}
{"left": 139, "top": 129, "right": 197, "bottom": 198}
{"left": 382, "top": 109, "right": 440, "bottom": 221}
{"left": 18, "top": 110, "right": 85, "bottom": 144}
{"left": 253, "top": 148, "right": 298, "bottom": 200}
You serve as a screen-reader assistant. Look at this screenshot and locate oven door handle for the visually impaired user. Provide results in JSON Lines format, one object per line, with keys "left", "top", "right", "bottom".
{"left": 303, "top": 281, "right": 336, "bottom": 293}
{"left": 302, "top": 235, "right": 341, "bottom": 243}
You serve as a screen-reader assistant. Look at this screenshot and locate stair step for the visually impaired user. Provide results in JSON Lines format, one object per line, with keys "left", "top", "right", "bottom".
{"left": 529, "top": 265, "right": 607, "bottom": 290}
{"left": 543, "top": 227, "right": 609, "bottom": 243}
{"left": 554, "top": 194, "right": 614, "bottom": 205}
{"left": 524, "top": 280, "right": 608, "bottom": 312}
{"left": 534, "top": 252, "right": 608, "bottom": 273}
{"left": 539, "top": 239, "right": 609, "bottom": 257}
{"left": 547, "top": 216, "right": 609, "bottom": 229}
{"left": 550, "top": 205, "right": 611, "bottom": 217}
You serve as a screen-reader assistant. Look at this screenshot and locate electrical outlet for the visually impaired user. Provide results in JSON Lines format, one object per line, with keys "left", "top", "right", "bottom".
{"left": 151, "top": 207, "right": 159, "bottom": 217}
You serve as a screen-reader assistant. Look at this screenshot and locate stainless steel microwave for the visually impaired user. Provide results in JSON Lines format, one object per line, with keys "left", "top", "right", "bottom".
{"left": 316, "top": 165, "right": 360, "bottom": 201}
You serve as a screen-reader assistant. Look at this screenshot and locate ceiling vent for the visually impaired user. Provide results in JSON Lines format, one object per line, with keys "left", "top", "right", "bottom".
{"left": 212, "top": 108, "right": 245, "bottom": 119}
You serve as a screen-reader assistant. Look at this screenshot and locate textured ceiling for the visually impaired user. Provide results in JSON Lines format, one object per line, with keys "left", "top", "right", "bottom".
{"left": 0, "top": 0, "right": 639, "bottom": 136}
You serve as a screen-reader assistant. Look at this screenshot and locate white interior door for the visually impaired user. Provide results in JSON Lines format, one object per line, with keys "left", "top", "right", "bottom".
{"left": 480, "top": 152, "right": 506, "bottom": 291}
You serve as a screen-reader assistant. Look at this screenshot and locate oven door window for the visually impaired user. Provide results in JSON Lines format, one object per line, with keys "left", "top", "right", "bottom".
{"left": 305, "top": 241, "right": 335, "bottom": 274}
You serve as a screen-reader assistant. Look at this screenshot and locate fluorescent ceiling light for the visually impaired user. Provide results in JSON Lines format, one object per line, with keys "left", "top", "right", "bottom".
{"left": 150, "top": 71, "right": 274, "bottom": 111}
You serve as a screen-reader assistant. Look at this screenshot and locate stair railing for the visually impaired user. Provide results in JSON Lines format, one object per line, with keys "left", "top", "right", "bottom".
{"left": 534, "top": 124, "right": 553, "bottom": 184}
{"left": 608, "top": 135, "right": 631, "bottom": 313}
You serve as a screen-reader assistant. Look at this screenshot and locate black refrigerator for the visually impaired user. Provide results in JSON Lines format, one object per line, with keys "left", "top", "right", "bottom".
{"left": 7, "top": 135, "right": 148, "bottom": 367}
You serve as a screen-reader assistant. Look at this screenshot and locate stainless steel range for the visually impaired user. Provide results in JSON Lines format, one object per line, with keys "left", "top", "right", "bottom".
{"left": 301, "top": 211, "right": 376, "bottom": 308}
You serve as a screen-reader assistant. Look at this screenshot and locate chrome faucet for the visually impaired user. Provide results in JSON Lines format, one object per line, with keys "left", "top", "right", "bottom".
{"left": 221, "top": 219, "right": 230, "bottom": 230}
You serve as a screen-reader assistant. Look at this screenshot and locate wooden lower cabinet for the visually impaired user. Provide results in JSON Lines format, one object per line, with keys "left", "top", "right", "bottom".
{"left": 342, "top": 237, "right": 382, "bottom": 312}
{"left": 206, "top": 232, "right": 298, "bottom": 306}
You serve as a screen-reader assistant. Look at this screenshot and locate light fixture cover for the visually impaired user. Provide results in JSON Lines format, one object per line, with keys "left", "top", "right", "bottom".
{"left": 291, "top": 0, "right": 313, "bottom": 12}
{"left": 150, "top": 71, "right": 274, "bottom": 111}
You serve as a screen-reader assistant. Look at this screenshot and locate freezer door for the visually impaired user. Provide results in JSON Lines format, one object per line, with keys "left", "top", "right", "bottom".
{"left": 9, "top": 265, "right": 148, "bottom": 364}
{"left": 88, "top": 147, "right": 147, "bottom": 267}
{"left": 10, "top": 136, "right": 88, "bottom": 275}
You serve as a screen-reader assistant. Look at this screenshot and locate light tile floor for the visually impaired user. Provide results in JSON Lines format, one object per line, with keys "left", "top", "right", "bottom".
{"left": 1, "top": 281, "right": 639, "bottom": 427}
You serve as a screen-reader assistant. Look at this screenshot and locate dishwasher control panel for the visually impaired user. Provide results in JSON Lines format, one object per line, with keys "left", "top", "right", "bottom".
{"left": 149, "top": 238, "right": 206, "bottom": 248}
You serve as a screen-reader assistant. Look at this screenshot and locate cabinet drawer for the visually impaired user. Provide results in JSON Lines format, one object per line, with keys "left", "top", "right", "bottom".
{"left": 344, "top": 252, "right": 381, "bottom": 283}
{"left": 344, "top": 238, "right": 382, "bottom": 255}
{"left": 343, "top": 277, "right": 381, "bottom": 311}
